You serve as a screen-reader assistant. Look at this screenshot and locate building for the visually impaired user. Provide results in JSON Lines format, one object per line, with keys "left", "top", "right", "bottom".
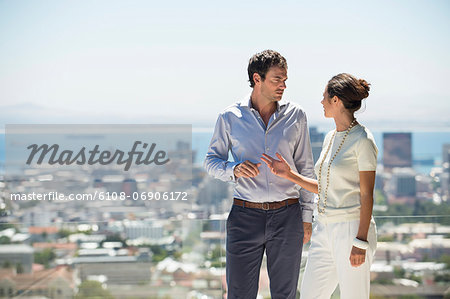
{"left": 441, "top": 171, "right": 450, "bottom": 201}
{"left": 442, "top": 144, "right": 450, "bottom": 199}
{"left": 370, "top": 284, "right": 450, "bottom": 298}
{"left": 121, "top": 178, "right": 140, "bottom": 206}
{"left": 410, "top": 238, "right": 450, "bottom": 260}
{"left": 27, "top": 226, "right": 59, "bottom": 243}
{"left": 383, "top": 133, "right": 412, "bottom": 171}
{"left": 386, "top": 168, "right": 417, "bottom": 204}
{"left": 123, "top": 219, "right": 164, "bottom": 240}
{"left": 443, "top": 143, "right": 450, "bottom": 166}
{"left": 391, "top": 168, "right": 416, "bottom": 197}
{"left": 197, "top": 176, "right": 230, "bottom": 214}
{"left": 22, "top": 207, "right": 58, "bottom": 227}
{"left": 0, "top": 244, "right": 34, "bottom": 274}
{"left": 72, "top": 248, "right": 151, "bottom": 285}
{"left": 0, "top": 265, "right": 75, "bottom": 299}
{"left": 32, "top": 243, "right": 78, "bottom": 260}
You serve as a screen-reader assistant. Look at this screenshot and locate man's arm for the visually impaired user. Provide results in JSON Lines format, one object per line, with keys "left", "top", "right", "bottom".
{"left": 293, "top": 113, "right": 316, "bottom": 243}
{"left": 204, "top": 113, "right": 240, "bottom": 182}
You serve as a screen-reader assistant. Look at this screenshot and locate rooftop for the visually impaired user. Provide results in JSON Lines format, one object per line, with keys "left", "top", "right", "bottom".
{"left": 0, "top": 244, "right": 34, "bottom": 254}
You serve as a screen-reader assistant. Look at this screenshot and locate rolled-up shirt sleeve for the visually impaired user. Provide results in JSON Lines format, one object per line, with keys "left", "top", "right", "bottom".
{"left": 204, "top": 113, "right": 239, "bottom": 182}
{"left": 293, "top": 113, "right": 316, "bottom": 223}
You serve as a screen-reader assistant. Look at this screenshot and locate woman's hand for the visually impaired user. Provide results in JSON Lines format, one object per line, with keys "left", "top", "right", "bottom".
{"left": 349, "top": 246, "right": 366, "bottom": 267}
{"left": 261, "top": 153, "right": 319, "bottom": 194}
{"left": 261, "top": 153, "right": 292, "bottom": 179}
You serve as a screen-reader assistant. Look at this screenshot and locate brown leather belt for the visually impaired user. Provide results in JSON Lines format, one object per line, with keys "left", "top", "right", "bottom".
{"left": 233, "top": 198, "right": 299, "bottom": 210}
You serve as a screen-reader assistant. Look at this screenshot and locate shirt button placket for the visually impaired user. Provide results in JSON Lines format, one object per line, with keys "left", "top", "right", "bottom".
{"left": 265, "top": 129, "right": 271, "bottom": 201}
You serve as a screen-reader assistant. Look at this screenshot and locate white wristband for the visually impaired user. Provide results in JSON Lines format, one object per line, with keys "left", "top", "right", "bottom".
{"left": 353, "top": 238, "right": 369, "bottom": 250}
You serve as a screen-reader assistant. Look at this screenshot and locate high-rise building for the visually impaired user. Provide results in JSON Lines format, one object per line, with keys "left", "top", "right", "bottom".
{"left": 440, "top": 145, "right": 450, "bottom": 200}
{"left": 197, "top": 176, "right": 230, "bottom": 214}
{"left": 121, "top": 178, "right": 138, "bottom": 197}
{"left": 383, "top": 133, "right": 412, "bottom": 171}
{"left": 391, "top": 168, "right": 416, "bottom": 197}
{"left": 441, "top": 172, "right": 450, "bottom": 201}
{"left": 121, "top": 178, "right": 141, "bottom": 206}
{"left": 443, "top": 144, "right": 450, "bottom": 166}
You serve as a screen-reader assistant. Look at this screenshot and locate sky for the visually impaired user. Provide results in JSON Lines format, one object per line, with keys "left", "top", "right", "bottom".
{"left": 0, "top": 0, "right": 449, "bottom": 131}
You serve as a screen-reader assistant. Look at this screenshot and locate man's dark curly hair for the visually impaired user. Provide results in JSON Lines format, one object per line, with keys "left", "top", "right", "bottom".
{"left": 247, "top": 50, "right": 287, "bottom": 88}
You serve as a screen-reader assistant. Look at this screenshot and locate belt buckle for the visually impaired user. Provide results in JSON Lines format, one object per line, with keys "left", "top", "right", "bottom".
{"left": 262, "top": 202, "right": 270, "bottom": 210}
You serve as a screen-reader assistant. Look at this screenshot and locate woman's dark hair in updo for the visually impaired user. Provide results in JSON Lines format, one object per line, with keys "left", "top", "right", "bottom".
{"left": 327, "top": 73, "right": 371, "bottom": 113}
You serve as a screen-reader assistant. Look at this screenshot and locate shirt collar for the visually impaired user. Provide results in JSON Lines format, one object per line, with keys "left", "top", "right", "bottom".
{"left": 240, "top": 94, "right": 288, "bottom": 112}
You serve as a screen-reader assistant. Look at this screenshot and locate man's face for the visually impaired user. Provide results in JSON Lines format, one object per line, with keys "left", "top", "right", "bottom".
{"left": 258, "top": 66, "right": 287, "bottom": 102}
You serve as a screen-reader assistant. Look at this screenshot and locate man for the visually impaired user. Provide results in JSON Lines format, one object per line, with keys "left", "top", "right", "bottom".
{"left": 204, "top": 50, "right": 315, "bottom": 299}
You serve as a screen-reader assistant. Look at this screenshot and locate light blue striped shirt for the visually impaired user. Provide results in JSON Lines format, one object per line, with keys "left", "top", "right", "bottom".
{"left": 204, "top": 95, "right": 316, "bottom": 222}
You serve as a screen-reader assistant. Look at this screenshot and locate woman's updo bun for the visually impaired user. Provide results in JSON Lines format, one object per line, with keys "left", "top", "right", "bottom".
{"left": 358, "top": 79, "right": 370, "bottom": 97}
{"left": 327, "top": 73, "right": 371, "bottom": 113}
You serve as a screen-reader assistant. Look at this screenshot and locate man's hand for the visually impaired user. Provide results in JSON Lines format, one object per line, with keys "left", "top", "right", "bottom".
{"left": 234, "top": 161, "right": 261, "bottom": 178}
{"left": 303, "top": 222, "right": 312, "bottom": 244}
{"left": 349, "top": 246, "right": 366, "bottom": 267}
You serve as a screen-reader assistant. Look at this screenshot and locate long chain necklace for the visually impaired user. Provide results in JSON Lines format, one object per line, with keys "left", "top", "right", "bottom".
{"left": 317, "top": 119, "right": 357, "bottom": 214}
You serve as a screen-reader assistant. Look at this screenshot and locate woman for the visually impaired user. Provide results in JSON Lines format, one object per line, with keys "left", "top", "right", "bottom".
{"left": 261, "top": 73, "right": 378, "bottom": 299}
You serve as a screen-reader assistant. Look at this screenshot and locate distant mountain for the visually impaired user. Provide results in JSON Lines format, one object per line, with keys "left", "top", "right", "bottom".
{"left": 0, "top": 102, "right": 448, "bottom": 131}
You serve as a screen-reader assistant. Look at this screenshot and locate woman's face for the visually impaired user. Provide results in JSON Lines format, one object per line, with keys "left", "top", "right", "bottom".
{"left": 321, "top": 85, "right": 335, "bottom": 118}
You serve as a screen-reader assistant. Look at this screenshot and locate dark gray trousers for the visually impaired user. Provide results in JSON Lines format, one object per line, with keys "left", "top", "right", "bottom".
{"left": 226, "top": 202, "right": 304, "bottom": 299}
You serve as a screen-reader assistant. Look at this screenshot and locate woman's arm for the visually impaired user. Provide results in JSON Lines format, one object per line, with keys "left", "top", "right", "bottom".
{"left": 357, "top": 171, "right": 375, "bottom": 241}
{"left": 261, "top": 153, "right": 318, "bottom": 194}
{"left": 350, "top": 170, "right": 376, "bottom": 267}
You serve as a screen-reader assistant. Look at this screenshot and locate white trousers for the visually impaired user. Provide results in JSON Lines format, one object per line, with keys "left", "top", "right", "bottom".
{"left": 300, "top": 219, "right": 377, "bottom": 299}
